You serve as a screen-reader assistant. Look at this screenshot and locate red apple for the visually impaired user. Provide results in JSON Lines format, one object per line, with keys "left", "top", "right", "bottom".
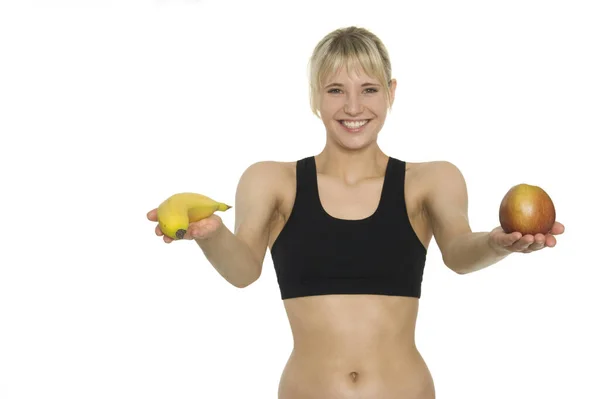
{"left": 499, "top": 183, "right": 556, "bottom": 235}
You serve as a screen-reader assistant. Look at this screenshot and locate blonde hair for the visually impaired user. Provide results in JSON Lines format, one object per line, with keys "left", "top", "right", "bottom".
{"left": 308, "top": 26, "right": 393, "bottom": 118}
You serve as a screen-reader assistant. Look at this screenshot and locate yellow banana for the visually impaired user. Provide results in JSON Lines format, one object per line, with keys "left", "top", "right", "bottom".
{"left": 157, "top": 192, "right": 232, "bottom": 240}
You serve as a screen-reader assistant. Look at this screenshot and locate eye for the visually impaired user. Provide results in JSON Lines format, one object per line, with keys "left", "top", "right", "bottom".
{"left": 326, "top": 87, "right": 379, "bottom": 94}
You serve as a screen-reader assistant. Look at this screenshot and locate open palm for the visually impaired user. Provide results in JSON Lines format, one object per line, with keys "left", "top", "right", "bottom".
{"left": 146, "top": 208, "right": 223, "bottom": 243}
{"left": 488, "top": 221, "right": 565, "bottom": 254}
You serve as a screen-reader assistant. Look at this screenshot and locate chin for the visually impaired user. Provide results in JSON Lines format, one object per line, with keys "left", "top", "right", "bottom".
{"left": 328, "top": 120, "right": 379, "bottom": 149}
{"left": 333, "top": 132, "right": 377, "bottom": 151}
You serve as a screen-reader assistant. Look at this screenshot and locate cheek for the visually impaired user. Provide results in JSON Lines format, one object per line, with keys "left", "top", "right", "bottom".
{"left": 366, "top": 96, "right": 387, "bottom": 109}
{"left": 319, "top": 100, "right": 336, "bottom": 116}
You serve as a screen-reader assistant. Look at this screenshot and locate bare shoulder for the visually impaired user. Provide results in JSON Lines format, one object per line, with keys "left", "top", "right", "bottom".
{"left": 236, "top": 159, "right": 296, "bottom": 209}
{"left": 411, "top": 159, "right": 463, "bottom": 175}
{"left": 412, "top": 160, "right": 469, "bottom": 230}
{"left": 238, "top": 159, "right": 295, "bottom": 190}
{"left": 239, "top": 159, "right": 291, "bottom": 180}
{"left": 407, "top": 160, "right": 466, "bottom": 190}
{"left": 402, "top": 159, "right": 468, "bottom": 220}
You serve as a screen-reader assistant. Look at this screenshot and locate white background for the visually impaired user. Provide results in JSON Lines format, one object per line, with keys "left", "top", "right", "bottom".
{"left": 1, "top": 0, "right": 598, "bottom": 398}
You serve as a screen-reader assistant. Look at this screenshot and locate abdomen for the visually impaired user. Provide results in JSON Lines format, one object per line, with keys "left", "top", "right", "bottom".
{"left": 278, "top": 295, "right": 435, "bottom": 399}
{"left": 278, "top": 348, "right": 435, "bottom": 399}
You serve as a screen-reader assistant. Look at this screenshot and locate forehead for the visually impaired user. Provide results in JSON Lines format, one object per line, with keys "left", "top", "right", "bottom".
{"left": 323, "top": 65, "right": 378, "bottom": 84}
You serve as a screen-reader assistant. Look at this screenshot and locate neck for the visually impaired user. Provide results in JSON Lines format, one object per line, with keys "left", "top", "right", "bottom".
{"left": 315, "top": 143, "right": 389, "bottom": 184}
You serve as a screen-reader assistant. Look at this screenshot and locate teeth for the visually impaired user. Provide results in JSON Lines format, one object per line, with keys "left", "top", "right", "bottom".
{"left": 342, "top": 120, "right": 368, "bottom": 129}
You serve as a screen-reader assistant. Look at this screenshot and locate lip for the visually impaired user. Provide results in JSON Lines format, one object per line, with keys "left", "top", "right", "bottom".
{"left": 337, "top": 119, "right": 371, "bottom": 133}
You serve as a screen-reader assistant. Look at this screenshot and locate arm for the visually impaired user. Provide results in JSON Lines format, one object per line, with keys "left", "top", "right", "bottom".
{"left": 195, "top": 161, "right": 280, "bottom": 287}
{"left": 424, "top": 161, "right": 511, "bottom": 274}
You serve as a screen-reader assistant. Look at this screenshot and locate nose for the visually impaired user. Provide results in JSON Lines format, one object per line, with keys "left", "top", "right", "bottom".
{"left": 344, "top": 92, "right": 363, "bottom": 115}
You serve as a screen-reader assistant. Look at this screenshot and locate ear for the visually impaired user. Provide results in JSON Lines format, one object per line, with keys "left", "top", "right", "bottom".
{"left": 388, "top": 78, "right": 397, "bottom": 107}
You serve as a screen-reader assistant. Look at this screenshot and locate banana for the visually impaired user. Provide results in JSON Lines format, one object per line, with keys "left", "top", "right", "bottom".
{"left": 157, "top": 192, "right": 232, "bottom": 240}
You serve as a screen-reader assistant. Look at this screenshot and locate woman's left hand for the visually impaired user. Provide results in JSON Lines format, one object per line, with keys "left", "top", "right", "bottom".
{"left": 488, "top": 221, "right": 565, "bottom": 254}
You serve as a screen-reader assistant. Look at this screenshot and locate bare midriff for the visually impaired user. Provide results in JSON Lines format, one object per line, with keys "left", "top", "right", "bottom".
{"left": 278, "top": 294, "right": 435, "bottom": 399}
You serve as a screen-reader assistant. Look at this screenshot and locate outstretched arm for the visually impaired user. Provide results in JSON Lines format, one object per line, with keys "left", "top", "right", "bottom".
{"left": 423, "top": 161, "right": 563, "bottom": 274}
{"left": 148, "top": 161, "right": 280, "bottom": 288}
{"left": 195, "top": 161, "right": 281, "bottom": 287}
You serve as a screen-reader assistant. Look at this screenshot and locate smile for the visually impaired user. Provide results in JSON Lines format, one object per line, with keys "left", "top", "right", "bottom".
{"left": 338, "top": 119, "right": 371, "bottom": 132}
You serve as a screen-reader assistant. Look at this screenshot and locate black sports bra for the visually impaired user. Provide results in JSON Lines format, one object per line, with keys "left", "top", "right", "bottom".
{"left": 270, "top": 156, "right": 427, "bottom": 300}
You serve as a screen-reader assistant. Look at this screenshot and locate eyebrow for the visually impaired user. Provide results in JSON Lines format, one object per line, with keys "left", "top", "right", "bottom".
{"left": 324, "top": 82, "right": 382, "bottom": 88}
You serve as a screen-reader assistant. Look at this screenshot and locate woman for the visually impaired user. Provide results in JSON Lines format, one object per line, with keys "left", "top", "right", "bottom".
{"left": 147, "top": 26, "right": 564, "bottom": 399}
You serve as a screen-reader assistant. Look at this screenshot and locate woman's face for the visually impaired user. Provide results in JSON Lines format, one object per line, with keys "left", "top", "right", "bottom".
{"left": 319, "top": 66, "right": 396, "bottom": 151}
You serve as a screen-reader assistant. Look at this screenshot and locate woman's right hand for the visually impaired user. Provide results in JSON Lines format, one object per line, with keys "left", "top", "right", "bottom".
{"left": 146, "top": 208, "right": 224, "bottom": 243}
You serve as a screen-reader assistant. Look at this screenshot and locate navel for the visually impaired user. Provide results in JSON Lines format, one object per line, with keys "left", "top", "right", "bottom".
{"left": 349, "top": 371, "right": 359, "bottom": 382}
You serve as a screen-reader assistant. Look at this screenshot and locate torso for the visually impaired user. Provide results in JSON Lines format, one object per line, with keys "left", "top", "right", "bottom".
{"left": 267, "top": 157, "right": 436, "bottom": 399}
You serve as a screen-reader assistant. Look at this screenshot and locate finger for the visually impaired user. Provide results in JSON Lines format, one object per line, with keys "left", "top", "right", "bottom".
{"left": 187, "top": 223, "right": 209, "bottom": 240}
{"left": 188, "top": 217, "right": 218, "bottom": 239}
{"left": 155, "top": 224, "right": 163, "bottom": 236}
{"left": 545, "top": 234, "right": 557, "bottom": 248}
{"left": 147, "top": 208, "right": 158, "bottom": 221}
{"left": 498, "top": 231, "right": 522, "bottom": 247}
{"left": 511, "top": 234, "right": 535, "bottom": 251}
{"left": 163, "top": 234, "right": 174, "bottom": 243}
{"left": 527, "top": 233, "right": 547, "bottom": 251}
{"left": 550, "top": 221, "right": 565, "bottom": 235}
{"left": 182, "top": 228, "right": 195, "bottom": 240}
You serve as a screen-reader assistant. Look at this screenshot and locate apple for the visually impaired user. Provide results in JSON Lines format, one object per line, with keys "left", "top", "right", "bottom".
{"left": 499, "top": 183, "right": 556, "bottom": 235}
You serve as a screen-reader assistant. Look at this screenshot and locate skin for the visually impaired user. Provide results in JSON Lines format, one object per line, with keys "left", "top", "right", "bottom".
{"left": 147, "top": 65, "right": 565, "bottom": 398}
